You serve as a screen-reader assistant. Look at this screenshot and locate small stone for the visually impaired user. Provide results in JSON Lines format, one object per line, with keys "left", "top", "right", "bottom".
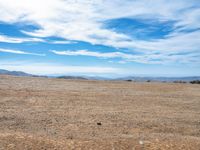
{"left": 139, "top": 140, "right": 144, "bottom": 145}
{"left": 97, "top": 122, "right": 102, "bottom": 126}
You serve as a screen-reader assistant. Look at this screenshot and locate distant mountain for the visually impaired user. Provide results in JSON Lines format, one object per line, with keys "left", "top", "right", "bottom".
{"left": 83, "top": 76, "right": 111, "bottom": 80}
{"left": 57, "top": 75, "right": 111, "bottom": 80}
{"left": 116, "top": 76, "right": 200, "bottom": 82}
{"left": 0, "top": 69, "right": 47, "bottom": 78}
{"left": 1, "top": 69, "right": 200, "bottom": 82}
{"left": 0, "top": 69, "right": 34, "bottom": 76}
{"left": 57, "top": 76, "right": 88, "bottom": 80}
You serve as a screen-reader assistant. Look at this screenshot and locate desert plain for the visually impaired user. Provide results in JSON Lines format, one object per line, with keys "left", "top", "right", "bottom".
{"left": 0, "top": 75, "right": 200, "bottom": 150}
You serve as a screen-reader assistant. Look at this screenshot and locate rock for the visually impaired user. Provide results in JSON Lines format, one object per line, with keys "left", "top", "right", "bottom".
{"left": 97, "top": 122, "right": 102, "bottom": 126}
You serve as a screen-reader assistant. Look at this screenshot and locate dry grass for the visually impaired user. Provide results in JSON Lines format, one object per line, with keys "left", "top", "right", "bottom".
{"left": 0, "top": 75, "right": 200, "bottom": 150}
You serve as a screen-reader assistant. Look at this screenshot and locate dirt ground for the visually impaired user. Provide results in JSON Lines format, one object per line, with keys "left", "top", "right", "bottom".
{"left": 0, "top": 75, "right": 200, "bottom": 150}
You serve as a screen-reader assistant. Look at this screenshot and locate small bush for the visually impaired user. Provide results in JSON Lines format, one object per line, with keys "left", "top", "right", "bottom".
{"left": 190, "top": 80, "right": 200, "bottom": 84}
{"left": 173, "top": 81, "right": 187, "bottom": 84}
{"left": 126, "top": 80, "right": 132, "bottom": 82}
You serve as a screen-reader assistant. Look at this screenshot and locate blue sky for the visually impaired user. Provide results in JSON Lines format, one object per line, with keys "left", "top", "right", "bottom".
{"left": 0, "top": 0, "right": 200, "bottom": 77}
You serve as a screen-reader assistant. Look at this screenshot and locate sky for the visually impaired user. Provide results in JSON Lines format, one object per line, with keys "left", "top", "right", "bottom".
{"left": 0, "top": 0, "right": 200, "bottom": 77}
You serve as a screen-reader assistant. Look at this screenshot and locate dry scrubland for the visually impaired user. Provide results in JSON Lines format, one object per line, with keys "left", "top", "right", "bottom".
{"left": 0, "top": 75, "right": 200, "bottom": 150}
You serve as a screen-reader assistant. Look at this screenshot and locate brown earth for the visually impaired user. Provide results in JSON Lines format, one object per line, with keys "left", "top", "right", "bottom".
{"left": 0, "top": 75, "right": 200, "bottom": 150}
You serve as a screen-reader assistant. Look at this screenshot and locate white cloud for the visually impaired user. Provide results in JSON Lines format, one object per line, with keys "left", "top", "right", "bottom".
{"left": 0, "top": 34, "right": 44, "bottom": 43}
{"left": 0, "top": 48, "right": 45, "bottom": 56}
{"left": 0, "top": 0, "right": 200, "bottom": 64}
{"left": 50, "top": 40, "right": 76, "bottom": 44}
{"left": 51, "top": 49, "right": 133, "bottom": 58}
{"left": 51, "top": 49, "right": 200, "bottom": 65}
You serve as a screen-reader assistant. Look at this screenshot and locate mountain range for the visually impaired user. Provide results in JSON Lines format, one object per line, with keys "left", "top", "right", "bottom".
{"left": 0, "top": 69, "right": 200, "bottom": 82}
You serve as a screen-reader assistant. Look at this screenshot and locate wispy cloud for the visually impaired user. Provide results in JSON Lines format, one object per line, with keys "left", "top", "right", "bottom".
{"left": 51, "top": 49, "right": 133, "bottom": 59}
{"left": 0, "top": 48, "right": 45, "bottom": 56}
{"left": 0, "top": 0, "right": 199, "bottom": 65}
{"left": 0, "top": 34, "right": 44, "bottom": 43}
{"left": 50, "top": 40, "right": 77, "bottom": 44}
{"left": 51, "top": 49, "right": 200, "bottom": 65}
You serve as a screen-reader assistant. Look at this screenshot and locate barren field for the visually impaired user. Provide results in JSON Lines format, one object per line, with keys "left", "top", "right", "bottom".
{"left": 0, "top": 75, "right": 200, "bottom": 150}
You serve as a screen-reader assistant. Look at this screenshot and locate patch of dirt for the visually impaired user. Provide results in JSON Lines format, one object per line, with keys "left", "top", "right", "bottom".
{"left": 0, "top": 75, "right": 200, "bottom": 149}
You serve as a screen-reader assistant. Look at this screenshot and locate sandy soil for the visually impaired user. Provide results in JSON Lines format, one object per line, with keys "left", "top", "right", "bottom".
{"left": 0, "top": 75, "right": 200, "bottom": 150}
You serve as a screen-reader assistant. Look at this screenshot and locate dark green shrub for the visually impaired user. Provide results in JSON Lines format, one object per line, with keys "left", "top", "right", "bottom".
{"left": 190, "top": 80, "right": 200, "bottom": 84}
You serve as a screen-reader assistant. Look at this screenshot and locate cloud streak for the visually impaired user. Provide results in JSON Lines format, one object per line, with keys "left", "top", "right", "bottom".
{"left": 0, "top": 34, "right": 44, "bottom": 43}
{"left": 51, "top": 49, "right": 133, "bottom": 59}
{"left": 51, "top": 49, "right": 200, "bottom": 65}
{"left": 0, "top": 48, "right": 45, "bottom": 56}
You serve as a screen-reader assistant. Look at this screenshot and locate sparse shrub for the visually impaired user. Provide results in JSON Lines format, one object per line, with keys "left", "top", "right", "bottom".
{"left": 190, "top": 80, "right": 200, "bottom": 84}
{"left": 173, "top": 81, "right": 187, "bottom": 84}
{"left": 126, "top": 80, "right": 132, "bottom": 82}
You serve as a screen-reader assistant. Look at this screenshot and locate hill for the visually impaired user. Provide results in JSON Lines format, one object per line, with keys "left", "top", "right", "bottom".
{"left": 0, "top": 69, "right": 33, "bottom": 76}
